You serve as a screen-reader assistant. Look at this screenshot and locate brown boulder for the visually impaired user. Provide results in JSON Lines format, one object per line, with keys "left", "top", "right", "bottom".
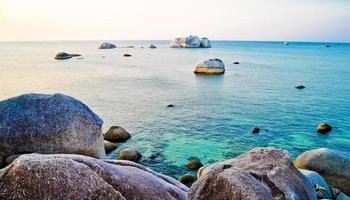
{"left": 104, "top": 126, "right": 131, "bottom": 142}
{"left": 316, "top": 123, "right": 332, "bottom": 134}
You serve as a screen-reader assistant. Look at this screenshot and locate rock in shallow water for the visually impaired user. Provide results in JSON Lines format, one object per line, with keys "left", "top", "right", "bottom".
{"left": 0, "top": 93, "right": 105, "bottom": 159}
{"left": 193, "top": 58, "right": 225, "bottom": 74}
{"left": 185, "top": 159, "right": 203, "bottom": 170}
{"left": 54, "top": 52, "right": 81, "bottom": 60}
{"left": 0, "top": 154, "right": 188, "bottom": 200}
{"left": 295, "top": 148, "right": 350, "bottom": 196}
{"left": 251, "top": 127, "right": 260, "bottom": 133}
{"left": 316, "top": 122, "right": 332, "bottom": 134}
{"left": 178, "top": 174, "right": 197, "bottom": 185}
{"left": 104, "top": 140, "right": 118, "bottom": 154}
{"left": 99, "top": 42, "right": 117, "bottom": 49}
{"left": 104, "top": 126, "right": 131, "bottom": 142}
{"left": 118, "top": 147, "right": 142, "bottom": 162}
{"left": 191, "top": 147, "right": 317, "bottom": 200}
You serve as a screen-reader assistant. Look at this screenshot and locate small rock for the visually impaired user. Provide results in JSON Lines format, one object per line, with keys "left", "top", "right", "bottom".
{"left": 185, "top": 159, "right": 203, "bottom": 170}
{"left": 194, "top": 58, "right": 225, "bottom": 74}
{"left": 99, "top": 43, "right": 116, "bottom": 49}
{"left": 149, "top": 152, "right": 161, "bottom": 160}
{"left": 178, "top": 174, "right": 197, "bottom": 185}
{"left": 123, "top": 54, "right": 132, "bottom": 57}
{"left": 295, "top": 85, "right": 305, "bottom": 89}
{"left": 233, "top": 62, "right": 240, "bottom": 64}
{"left": 317, "top": 122, "right": 332, "bottom": 134}
{"left": 149, "top": 44, "right": 157, "bottom": 49}
{"left": 55, "top": 52, "right": 79, "bottom": 60}
{"left": 104, "top": 140, "right": 118, "bottom": 154}
{"left": 104, "top": 126, "right": 131, "bottom": 142}
{"left": 167, "top": 104, "right": 175, "bottom": 108}
{"left": 251, "top": 127, "right": 260, "bottom": 133}
{"left": 118, "top": 148, "right": 142, "bottom": 162}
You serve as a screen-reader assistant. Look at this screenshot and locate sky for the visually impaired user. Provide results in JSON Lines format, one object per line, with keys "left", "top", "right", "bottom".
{"left": 0, "top": 0, "right": 349, "bottom": 42}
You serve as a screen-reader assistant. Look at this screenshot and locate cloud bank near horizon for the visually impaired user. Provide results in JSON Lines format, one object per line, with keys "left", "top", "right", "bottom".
{"left": 0, "top": 0, "right": 349, "bottom": 42}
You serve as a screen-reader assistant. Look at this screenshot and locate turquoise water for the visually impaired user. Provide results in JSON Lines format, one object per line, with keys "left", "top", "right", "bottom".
{"left": 0, "top": 40, "right": 349, "bottom": 178}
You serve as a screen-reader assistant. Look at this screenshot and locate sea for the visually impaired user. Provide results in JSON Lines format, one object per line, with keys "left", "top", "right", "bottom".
{"left": 0, "top": 40, "right": 349, "bottom": 178}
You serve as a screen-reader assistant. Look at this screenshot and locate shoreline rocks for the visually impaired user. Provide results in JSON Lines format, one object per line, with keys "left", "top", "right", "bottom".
{"left": 0, "top": 154, "right": 188, "bottom": 200}
{"left": 295, "top": 148, "right": 350, "bottom": 196}
{"left": 192, "top": 147, "right": 317, "bottom": 200}
{"left": 193, "top": 58, "right": 225, "bottom": 74}
{"left": 0, "top": 93, "right": 105, "bottom": 159}
{"left": 104, "top": 126, "right": 131, "bottom": 142}
{"left": 118, "top": 147, "right": 142, "bottom": 162}
{"left": 170, "top": 36, "right": 211, "bottom": 48}
{"left": 99, "top": 42, "right": 117, "bottom": 49}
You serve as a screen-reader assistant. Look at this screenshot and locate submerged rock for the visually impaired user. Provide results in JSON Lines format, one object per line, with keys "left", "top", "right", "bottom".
{"left": 251, "top": 127, "right": 260, "bottom": 133}
{"left": 316, "top": 122, "right": 332, "bottom": 134}
{"left": 118, "top": 147, "right": 142, "bottom": 162}
{"left": 193, "top": 58, "right": 225, "bottom": 74}
{"left": 295, "top": 148, "right": 350, "bottom": 196}
{"left": 191, "top": 147, "right": 317, "bottom": 200}
{"left": 185, "top": 159, "right": 203, "bottom": 170}
{"left": 104, "top": 140, "right": 118, "bottom": 154}
{"left": 167, "top": 104, "right": 175, "bottom": 108}
{"left": 99, "top": 43, "right": 117, "bottom": 49}
{"left": 0, "top": 154, "right": 188, "bottom": 200}
{"left": 0, "top": 93, "right": 105, "bottom": 159}
{"left": 295, "top": 85, "right": 305, "bottom": 89}
{"left": 123, "top": 53, "right": 132, "bottom": 57}
{"left": 104, "top": 126, "right": 131, "bottom": 142}
{"left": 54, "top": 52, "right": 81, "bottom": 60}
{"left": 178, "top": 174, "right": 197, "bottom": 185}
{"left": 233, "top": 61, "right": 240, "bottom": 64}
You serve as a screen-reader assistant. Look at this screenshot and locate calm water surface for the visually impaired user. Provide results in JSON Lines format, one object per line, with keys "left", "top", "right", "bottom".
{"left": 0, "top": 40, "right": 349, "bottom": 178}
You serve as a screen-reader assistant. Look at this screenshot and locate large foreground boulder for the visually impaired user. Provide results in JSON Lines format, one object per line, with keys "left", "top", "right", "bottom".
{"left": 169, "top": 36, "right": 210, "bottom": 48}
{"left": 193, "top": 58, "right": 225, "bottom": 74}
{"left": 0, "top": 93, "right": 105, "bottom": 159}
{"left": 295, "top": 148, "right": 350, "bottom": 196}
{"left": 0, "top": 154, "right": 188, "bottom": 200}
{"left": 190, "top": 147, "right": 316, "bottom": 200}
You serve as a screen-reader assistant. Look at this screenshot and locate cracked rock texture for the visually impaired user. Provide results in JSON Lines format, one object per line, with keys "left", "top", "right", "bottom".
{"left": 0, "top": 93, "right": 105, "bottom": 159}
{"left": 0, "top": 154, "right": 189, "bottom": 200}
{"left": 190, "top": 147, "right": 317, "bottom": 200}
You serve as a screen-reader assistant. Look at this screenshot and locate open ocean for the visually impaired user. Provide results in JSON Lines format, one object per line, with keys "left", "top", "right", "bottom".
{"left": 0, "top": 40, "right": 349, "bottom": 178}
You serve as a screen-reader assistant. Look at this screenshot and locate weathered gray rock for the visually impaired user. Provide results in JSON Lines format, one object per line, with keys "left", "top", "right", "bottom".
{"left": 104, "top": 126, "right": 131, "bottom": 142}
{"left": 193, "top": 58, "right": 225, "bottom": 74}
{"left": 99, "top": 42, "right": 117, "bottom": 49}
{"left": 299, "top": 169, "right": 333, "bottom": 199}
{"left": 118, "top": 147, "right": 142, "bottom": 162}
{"left": 200, "top": 37, "right": 211, "bottom": 48}
{"left": 295, "top": 148, "right": 350, "bottom": 196}
{"left": 0, "top": 93, "right": 105, "bottom": 159}
{"left": 0, "top": 154, "right": 188, "bottom": 200}
{"left": 104, "top": 140, "right": 118, "bottom": 154}
{"left": 191, "top": 147, "right": 317, "bottom": 200}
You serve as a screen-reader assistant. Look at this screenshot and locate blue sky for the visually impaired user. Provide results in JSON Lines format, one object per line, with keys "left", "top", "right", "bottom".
{"left": 0, "top": 0, "right": 349, "bottom": 42}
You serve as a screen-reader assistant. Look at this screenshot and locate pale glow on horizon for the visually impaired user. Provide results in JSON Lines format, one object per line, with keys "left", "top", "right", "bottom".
{"left": 0, "top": 0, "right": 349, "bottom": 42}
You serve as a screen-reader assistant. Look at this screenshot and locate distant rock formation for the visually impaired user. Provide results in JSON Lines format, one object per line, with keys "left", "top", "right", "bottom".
{"left": 99, "top": 42, "right": 117, "bottom": 49}
{"left": 54, "top": 52, "right": 81, "bottom": 60}
{"left": 0, "top": 154, "right": 189, "bottom": 200}
{"left": 193, "top": 58, "right": 225, "bottom": 74}
{"left": 170, "top": 35, "right": 211, "bottom": 48}
{"left": 0, "top": 93, "right": 105, "bottom": 159}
